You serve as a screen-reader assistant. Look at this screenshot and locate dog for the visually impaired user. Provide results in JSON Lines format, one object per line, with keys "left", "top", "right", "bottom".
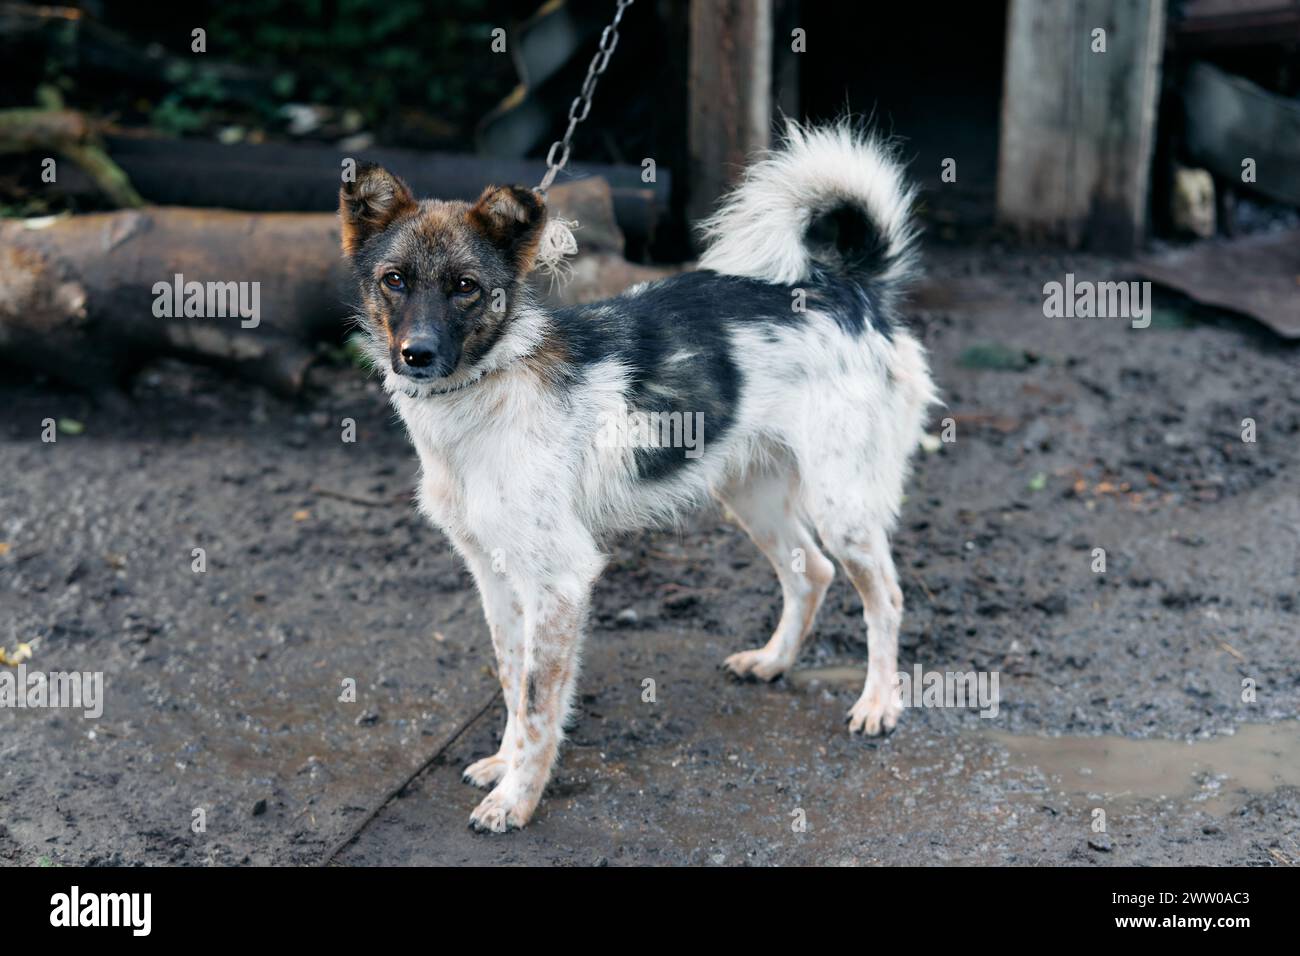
{"left": 339, "top": 122, "right": 937, "bottom": 832}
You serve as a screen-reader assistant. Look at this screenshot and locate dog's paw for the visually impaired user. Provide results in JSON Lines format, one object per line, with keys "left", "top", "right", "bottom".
{"left": 462, "top": 754, "right": 508, "bottom": 789}
{"left": 468, "top": 787, "right": 533, "bottom": 834}
{"left": 847, "top": 676, "right": 903, "bottom": 736}
{"left": 723, "top": 647, "right": 788, "bottom": 682}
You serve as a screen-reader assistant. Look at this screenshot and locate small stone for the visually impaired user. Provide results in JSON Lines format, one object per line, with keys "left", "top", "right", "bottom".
{"left": 615, "top": 608, "right": 639, "bottom": 627}
{"left": 662, "top": 592, "right": 698, "bottom": 613}
{"left": 252, "top": 799, "right": 268, "bottom": 817}
{"left": 1034, "top": 593, "right": 1068, "bottom": 616}
{"left": 1088, "top": 834, "right": 1112, "bottom": 852}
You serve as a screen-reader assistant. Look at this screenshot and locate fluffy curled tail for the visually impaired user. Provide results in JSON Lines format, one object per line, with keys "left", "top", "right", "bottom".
{"left": 697, "top": 121, "right": 920, "bottom": 293}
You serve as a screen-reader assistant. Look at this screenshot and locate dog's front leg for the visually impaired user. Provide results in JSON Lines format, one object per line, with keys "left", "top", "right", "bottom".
{"left": 468, "top": 533, "right": 602, "bottom": 833}
{"left": 454, "top": 537, "right": 525, "bottom": 789}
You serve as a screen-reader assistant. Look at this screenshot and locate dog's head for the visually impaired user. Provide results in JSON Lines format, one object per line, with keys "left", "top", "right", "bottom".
{"left": 339, "top": 163, "right": 547, "bottom": 388}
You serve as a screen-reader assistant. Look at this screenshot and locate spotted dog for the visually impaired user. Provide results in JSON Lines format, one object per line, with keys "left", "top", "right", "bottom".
{"left": 339, "top": 122, "right": 938, "bottom": 832}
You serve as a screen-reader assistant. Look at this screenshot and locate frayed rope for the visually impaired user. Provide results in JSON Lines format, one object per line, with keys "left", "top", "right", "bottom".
{"left": 534, "top": 214, "right": 579, "bottom": 286}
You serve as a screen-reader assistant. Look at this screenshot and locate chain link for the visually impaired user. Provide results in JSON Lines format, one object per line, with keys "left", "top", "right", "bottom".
{"left": 537, "top": 0, "right": 635, "bottom": 193}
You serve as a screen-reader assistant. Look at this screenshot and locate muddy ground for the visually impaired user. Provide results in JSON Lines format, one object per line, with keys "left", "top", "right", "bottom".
{"left": 1, "top": 246, "right": 1297, "bottom": 866}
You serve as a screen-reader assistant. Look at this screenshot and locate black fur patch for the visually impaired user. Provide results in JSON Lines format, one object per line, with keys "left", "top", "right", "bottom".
{"left": 805, "top": 203, "right": 889, "bottom": 281}
{"left": 549, "top": 268, "right": 894, "bottom": 481}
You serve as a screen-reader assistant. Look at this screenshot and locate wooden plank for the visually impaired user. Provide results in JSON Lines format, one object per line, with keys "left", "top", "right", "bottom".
{"left": 997, "top": 0, "right": 1167, "bottom": 252}
{"left": 686, "top": 0, "right": 773, "bottom": 231}
{"left": 1172, "top": 0, "right": 1300, "bottom": 50}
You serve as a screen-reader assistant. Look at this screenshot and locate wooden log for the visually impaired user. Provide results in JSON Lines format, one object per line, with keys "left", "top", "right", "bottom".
{"left": 103, "top": 135, "right": 667, "bottom": 245}
{"left": 0, "top": 209, "right": 340, "bottom": 394}
{"left": 997, "top": 0, "right": 1167, "bottom": 252}
{"left": 0, "top": 181, "right": 633, "bottom": 393}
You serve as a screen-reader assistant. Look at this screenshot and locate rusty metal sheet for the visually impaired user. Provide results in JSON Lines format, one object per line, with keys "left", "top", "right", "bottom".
{"left": 1132, "top": 230, "right": 1300, "bottom": 338}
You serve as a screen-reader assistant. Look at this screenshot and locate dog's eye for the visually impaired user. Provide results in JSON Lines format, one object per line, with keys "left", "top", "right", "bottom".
{"left": 453, "top": 277, "right": 479, "bottom": 296}
{"left": 382, "top": 271, "right": 405, "bottom": 291}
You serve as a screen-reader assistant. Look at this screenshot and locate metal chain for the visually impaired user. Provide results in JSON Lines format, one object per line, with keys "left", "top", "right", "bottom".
{"left": 537, "top": 0, "right": 635, "bottom": 194}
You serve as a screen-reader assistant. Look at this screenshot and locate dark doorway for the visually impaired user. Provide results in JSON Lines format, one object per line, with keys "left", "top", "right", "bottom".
{"left": 798, "top": 3, "right": 1010, "bottom": 240}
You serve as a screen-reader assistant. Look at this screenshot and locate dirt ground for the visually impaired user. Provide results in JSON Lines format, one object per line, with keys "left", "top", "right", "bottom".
{"left": 2, "top": 246, "right": 1298, "bottom": 866}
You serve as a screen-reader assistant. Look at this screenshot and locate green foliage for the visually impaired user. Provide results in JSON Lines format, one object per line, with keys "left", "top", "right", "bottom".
{"left": 957, "top": 342, "right": 1036, "bottom": 372}
{"left": 202, "top": 0, "right": 506, "bottom": 133}
{"left": 1148, "top": 306, "right": 1197, "bottom": 330}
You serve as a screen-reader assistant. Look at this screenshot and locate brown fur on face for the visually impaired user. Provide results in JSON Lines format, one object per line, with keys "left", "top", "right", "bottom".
{"left": 338, "top": 168, "right": 551, "bottom": 383}
{"left": 339, "top": 164, "right": 419, "bottom": 257}
{"left": 466, "top": 184, "right": 548, "bottom": 274}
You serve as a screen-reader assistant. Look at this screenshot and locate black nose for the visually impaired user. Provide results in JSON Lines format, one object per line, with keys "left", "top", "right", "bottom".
{"left": 400, "top": 339, "right": 436, "bottom": 369}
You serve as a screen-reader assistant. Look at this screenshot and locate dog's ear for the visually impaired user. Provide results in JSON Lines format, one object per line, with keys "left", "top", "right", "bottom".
{"left": 339, "top": 163, "right": 418, "bottom": 257}
{"left": 467, "top": 185, "right": 547, "bottom": 273}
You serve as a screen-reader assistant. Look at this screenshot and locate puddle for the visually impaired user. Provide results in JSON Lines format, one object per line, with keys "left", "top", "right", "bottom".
{"left": 788, "top": 668, "right": 1298, "bottom": 816}
{"left": 787, "top": 666, "right": 866, "bottom": 690}
{"left": 990, "top": 722, "right": 1300, "bottom": 814}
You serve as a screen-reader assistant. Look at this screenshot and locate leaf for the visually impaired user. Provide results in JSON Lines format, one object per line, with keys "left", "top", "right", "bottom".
{"left": 0, "top": 642, "right": 34, "bottom": 667}
{"left": 1028, "top": 472, "right": 1048, "bottom": 492}
{"left": 958, "top": 343, "right": 1034, "bottom": 372}
{"left": 57, "top": 418, "right": 85, "bottom": 435}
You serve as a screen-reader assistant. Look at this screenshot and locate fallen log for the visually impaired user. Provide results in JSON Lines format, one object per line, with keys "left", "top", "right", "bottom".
{"left": 103, "top": 134, "right": 666, "bottom": 245}
{"left": 0, "top": 208, "right": 340, "bottom": 394}
{"left": 0, "top": 179, "right": 675, "bottom": 393}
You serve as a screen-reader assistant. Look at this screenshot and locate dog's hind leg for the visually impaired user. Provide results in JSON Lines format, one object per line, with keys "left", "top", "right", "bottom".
{"left": 716, "top": 467, "right": 835, "bottom": 681}
{"left": 809, "top": 509, "right": 905, "bottom": 736}
{"left": 456, "top": 539, "right": 525, "bottom": 789}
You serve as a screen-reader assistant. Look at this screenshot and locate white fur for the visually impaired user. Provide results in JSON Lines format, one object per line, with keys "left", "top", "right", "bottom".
{"left": 698, "top": 120, "right": 921, "bottom": 289}
{"left": 383, "top": 124, "right": 937, "bottom": 832}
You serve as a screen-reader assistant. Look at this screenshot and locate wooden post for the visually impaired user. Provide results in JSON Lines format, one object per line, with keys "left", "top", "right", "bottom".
{"left": 997, "top": 0, "right": 1166, "bottom": 252}
{"left": 687, "top": 0, "right": 773, "bottom": 233}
